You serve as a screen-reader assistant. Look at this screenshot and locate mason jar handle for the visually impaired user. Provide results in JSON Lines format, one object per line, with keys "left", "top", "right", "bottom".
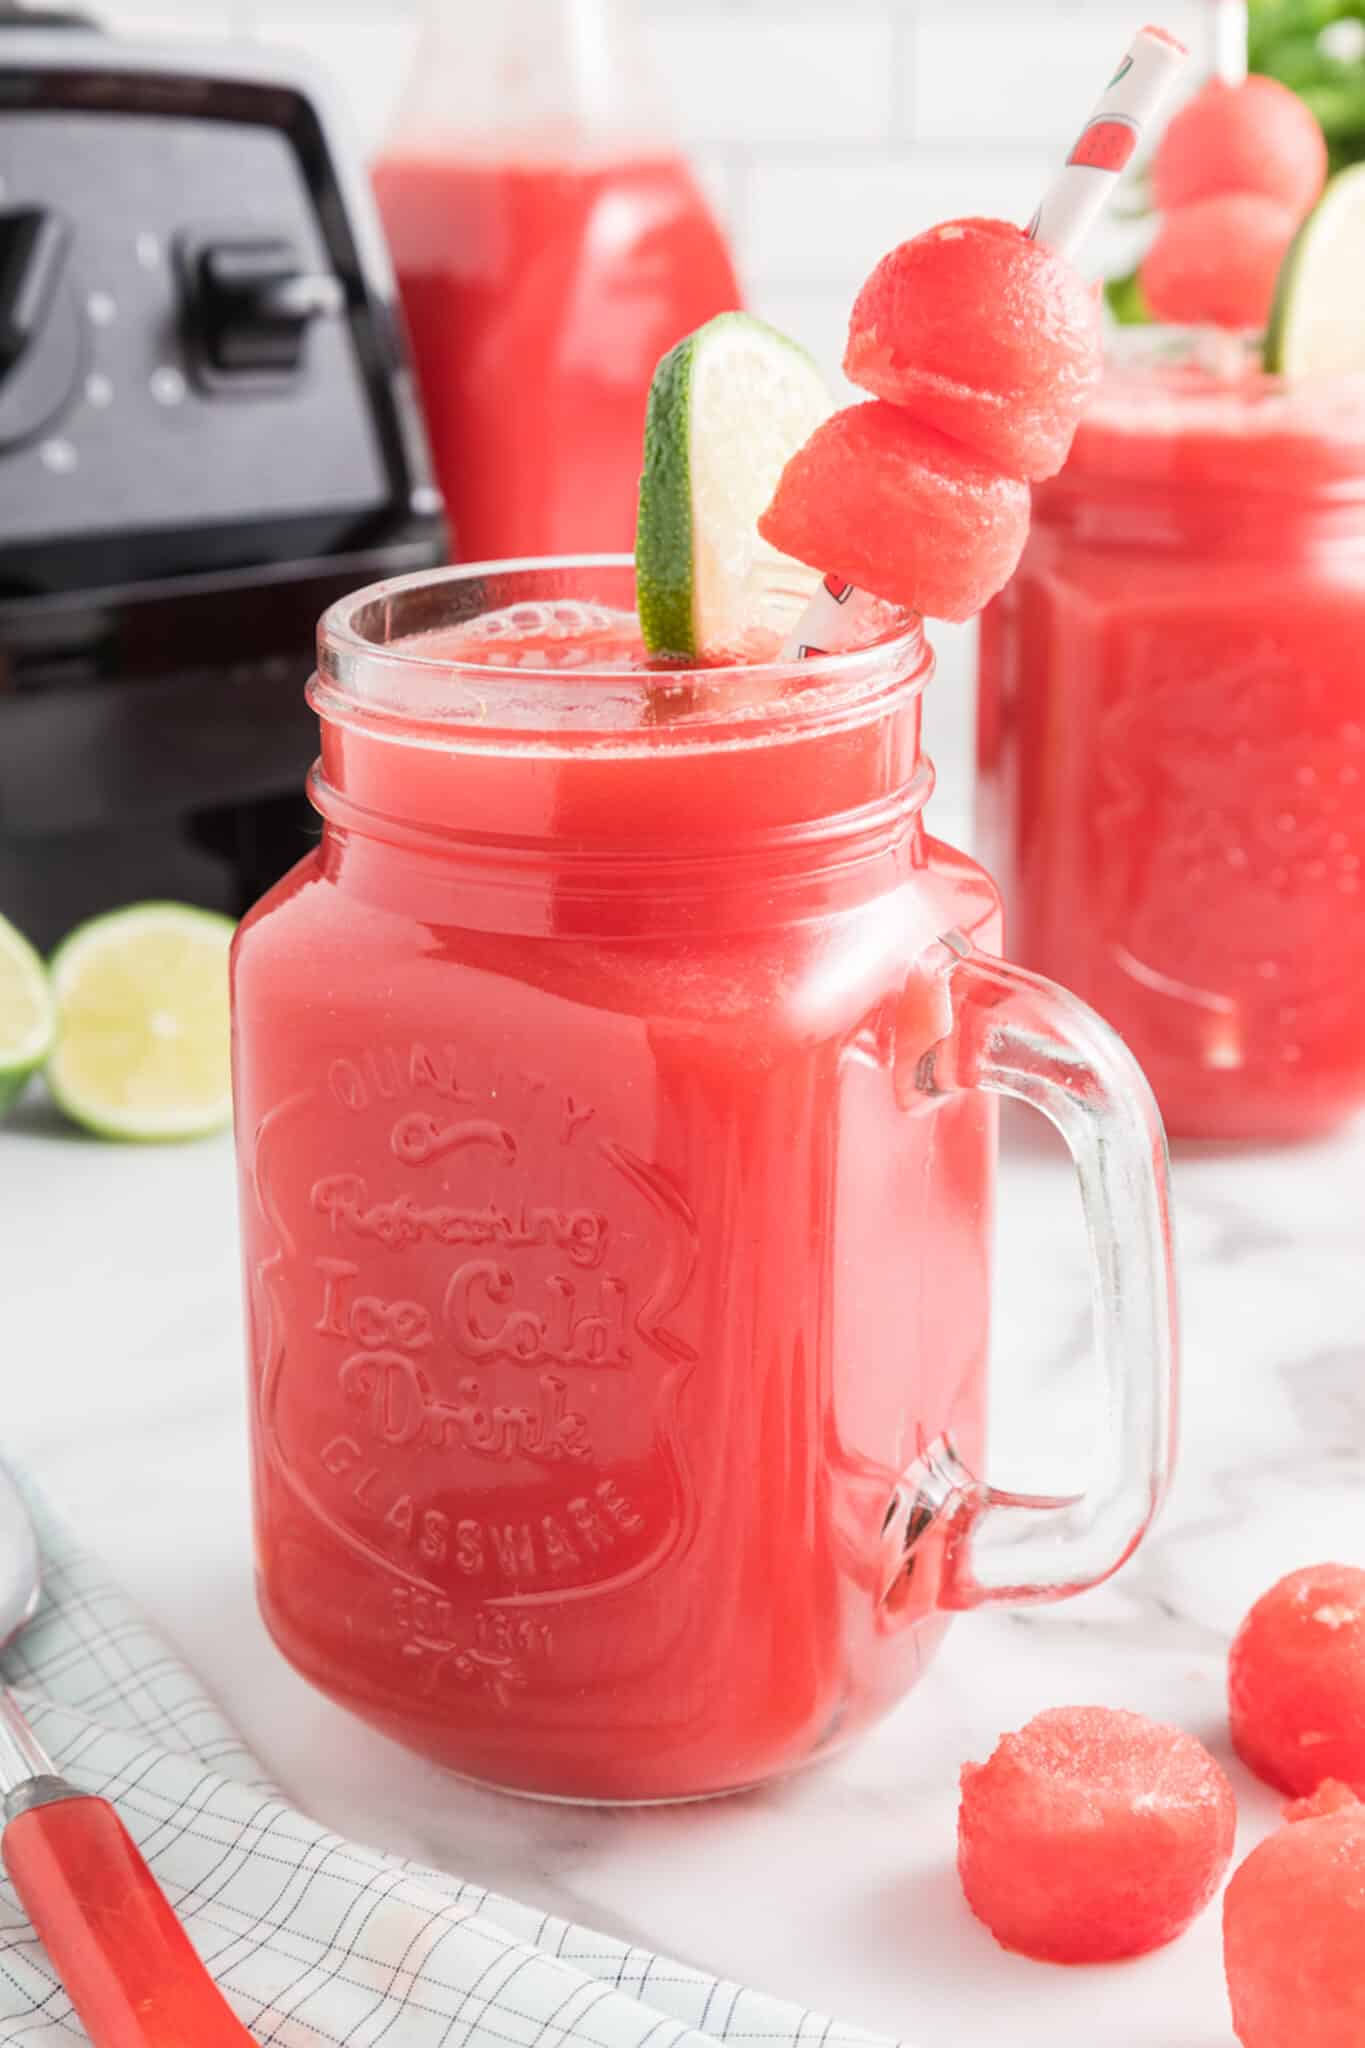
{"left": 897, "top": 932, "right": 1178, "bottom": 1611}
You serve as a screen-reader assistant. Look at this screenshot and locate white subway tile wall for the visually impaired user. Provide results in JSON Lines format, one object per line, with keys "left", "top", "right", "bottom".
{"left": 87, "top": 0, "right": 1212, "bottom": 817}
{"left": 95, "top": 0, "right": 1209, "bottom": 379}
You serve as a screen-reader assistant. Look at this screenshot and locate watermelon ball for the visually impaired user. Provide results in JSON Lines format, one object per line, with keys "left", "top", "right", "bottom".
{"left": 1224, "top": 1788, "right": 1365, "bottom": 2047}
{"left": 1229, "top": 1564, "right": 1365, "bottom": 1800}
{"left": 1153, "top": 77, "right": 1328, "bottom": 222}
{"left": 757, "top": 401, "right": 1029, "bottom": 624}
{"left": 957, "top": 1706, "right": 1237, "bottom": 1963}
{"left": 843, "top": 219, "right": 1102, "bottom": 482}
{"left": 1141, "top": 194, "right": 1299, "bottom": 331}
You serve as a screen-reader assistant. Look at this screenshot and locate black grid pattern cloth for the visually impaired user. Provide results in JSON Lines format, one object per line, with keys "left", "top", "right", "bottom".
{"left": 0, "top": 1480, "right": 906, "bottom": 2048}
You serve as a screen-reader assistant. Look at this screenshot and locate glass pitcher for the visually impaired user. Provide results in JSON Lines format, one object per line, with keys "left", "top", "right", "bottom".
{"left": 372, "top": 1, "right": 741, "bottom": 561}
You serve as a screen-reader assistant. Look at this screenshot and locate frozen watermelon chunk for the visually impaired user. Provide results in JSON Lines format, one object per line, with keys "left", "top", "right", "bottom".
{"left": 1153, "top": 77, "right": 1328, "bottom": 221}
{"left": 1224, "top": 1788, "right": 1365, "bottom": 2047}
{"left": 758, "top": 401, "right": 1029, "bottom": 623}
{"left": 843, "top": 219, "right": 1102, "bottom": 482}
{"left": 1229, "top": 1564, "right": 1365, "bottom": 1799}
{"left": 1286, "top": 1780, "right": 1362, "bottom": 1823}
{"left": 1141, "top": 193, "right": 1298, "bottom": 330}
{"left": 957, "top": 1706, "right": 1237, "bottom": 1963}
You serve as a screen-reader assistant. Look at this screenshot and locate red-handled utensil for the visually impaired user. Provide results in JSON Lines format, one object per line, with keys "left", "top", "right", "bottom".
{"left": 0, "top": 1474, "right": 258, "bottom": 2045}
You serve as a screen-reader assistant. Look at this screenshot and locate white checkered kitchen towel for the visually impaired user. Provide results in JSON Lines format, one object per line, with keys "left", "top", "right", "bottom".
{"left": 0, "top": 1476, "right": 904, "bottom": 2048}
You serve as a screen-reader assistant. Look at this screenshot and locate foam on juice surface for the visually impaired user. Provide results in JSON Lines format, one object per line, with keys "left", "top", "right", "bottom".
{"left": 1058, "top": 348, "right": 1365, "bottom": 497}
{"left": 403, "top": 595, "right": 911, "bottom": 679}
{"left": 1087, "top": 367, "right": 1365, "bottom": 441}
{"left": 1071, "top": 330, "right": 1365, "bottom": 459}
{"left": 353, "top": 594, "right": 921, "bottom": 758}
{"left": 418, "top": 601, "right": 648, "bottom": 671}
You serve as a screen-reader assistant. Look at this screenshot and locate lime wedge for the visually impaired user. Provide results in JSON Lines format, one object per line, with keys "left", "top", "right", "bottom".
{"left": 636, "top": 311, "right": 835, "bottom": 659}
{"left": 1265, "top": 164, "right": 1365, "bottom": 378}
{"left": 0, "top": 913, "right": 55, "bottom": 1116}
{"left": 47, "top": 903, "right": 235, "bottom": 1141}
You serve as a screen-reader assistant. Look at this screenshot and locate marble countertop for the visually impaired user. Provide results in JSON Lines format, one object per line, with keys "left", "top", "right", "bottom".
{"left": 7, "top": 1059, "right": 1363, "bottom": 2046}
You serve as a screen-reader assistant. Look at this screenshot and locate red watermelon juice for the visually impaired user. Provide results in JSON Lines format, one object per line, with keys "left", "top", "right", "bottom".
{"left": 372, "top": 151, "right": 740, "bottom": 559}
{"left": 979, "top": 352, "right": 1365, "bottom": 1140}
{"left": 232, "top": 561, "right": 1002, "bottom": 1802}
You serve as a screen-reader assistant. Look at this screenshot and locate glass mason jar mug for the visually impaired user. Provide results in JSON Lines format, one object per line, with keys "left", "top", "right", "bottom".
{"left": 231, "top": 559, "right": 1178, "bottom": 1804}
{"left": 978, "top": 345, "right": 1365, "bottom": 1142}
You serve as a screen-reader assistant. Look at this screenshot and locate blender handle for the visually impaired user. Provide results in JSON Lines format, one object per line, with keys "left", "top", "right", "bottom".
{"left": 900, "top": 932, "right": 1179, "bottom": 1609}
{"left": 2, "top": 1777, "right": 258, "bottom": 2046}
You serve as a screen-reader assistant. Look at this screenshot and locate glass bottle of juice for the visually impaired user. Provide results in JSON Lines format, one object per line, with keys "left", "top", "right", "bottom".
{"left": 978, "top": 337, "right": 1365, "bottom": 1142}
{"left": 371, "top": 1, "right": 742, "bottom": 561}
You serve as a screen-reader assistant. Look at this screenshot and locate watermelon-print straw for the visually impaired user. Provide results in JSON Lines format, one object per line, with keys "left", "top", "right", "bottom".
{"left": 780, "top": 23, "right": 1188, "bottom": 661}
{"left": 1027, "top": 25, "right": 1188, "bottom": 259}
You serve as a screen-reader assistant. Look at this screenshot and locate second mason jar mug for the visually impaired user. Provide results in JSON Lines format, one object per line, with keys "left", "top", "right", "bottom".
{"left": 231, "top": 559, "right": 1177, "bottom": 1803}
{"left": 979, "top": 339, "right": 1365, "bottom": 1142}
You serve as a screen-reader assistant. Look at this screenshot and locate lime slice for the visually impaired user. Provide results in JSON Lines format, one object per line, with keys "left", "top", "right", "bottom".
{"left": 636, "top": 311, "right": 835, "bottom": 658}
{"left": 1265, "top": 164, "right": 1365, "bottom": 378}
{"left": 0, "top": 913, "right": 55, "bottom": 1116}
{"left": 47, "top": 903, "right": 235, "bottom": 1141}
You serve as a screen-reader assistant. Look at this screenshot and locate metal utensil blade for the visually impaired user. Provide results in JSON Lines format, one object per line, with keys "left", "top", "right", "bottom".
{"left": 0, "top": 1465, "right": 41, "bottom": 1651}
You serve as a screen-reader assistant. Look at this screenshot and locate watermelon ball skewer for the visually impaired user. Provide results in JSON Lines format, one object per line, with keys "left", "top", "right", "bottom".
{"left": 767, "top": 26, "right": 1186, "bottom": 645}
{"left": 1140, "top": 66, "right": 1328, "bottom": 332}
{"left": 1153, "top": 75, "right": 1328, "bottom": 221}
{"left": 1143, "top": 192, "right": 1300, "bottom": 330}
{"left": 759, "top": 405, "right": 1029, "bottom": 623}
{"left": 761, "top": 216, "right": 1100, "bottom": 624}
{"left": 842, "top": 219, "right": 1103, "bottom": 483}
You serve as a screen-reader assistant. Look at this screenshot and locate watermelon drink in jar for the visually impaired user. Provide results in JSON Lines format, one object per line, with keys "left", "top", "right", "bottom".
{"left": 977, "top": 50, "right": 1365, "bottom": 1140}
{"left": 232, "top": 558, "right": 1176, "bottom": 1802}
{"left": 978, "top": 342, "right": 1365, "bottom": 1141}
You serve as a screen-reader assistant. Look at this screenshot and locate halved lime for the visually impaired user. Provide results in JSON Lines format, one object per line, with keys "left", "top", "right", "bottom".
{"left": 47, "top": 903, "right": 235, "bottom": 1141}
{"left": 0, "top": 913, "right": 55, "bottom": 1116}
{"left": 1265, "top": 164, "right": 1365, "bottom": 378}
{"left": 636, "top": 311, "right": 835, "bottom": 659}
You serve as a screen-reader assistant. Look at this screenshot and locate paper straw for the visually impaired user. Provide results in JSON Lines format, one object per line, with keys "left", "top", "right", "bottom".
{"left": 1210, "top": 0, "right": 1249, "bottom": 88}
{"left": 780, "top": 23, "right": 1188, "bottom": 662}
{"left": 1026, "top": 25, "right": 1190, "bottom": 255}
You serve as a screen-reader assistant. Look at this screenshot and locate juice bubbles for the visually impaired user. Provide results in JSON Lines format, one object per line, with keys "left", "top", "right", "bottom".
{"left": 233, "top": 561, "right": 1176, "bottom": 1803}
{"left": 372, "top": 4, "right": 740, "bottom": 560}
{"left": 978, "top": 347, "right": 1365, "bottom": 1141}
